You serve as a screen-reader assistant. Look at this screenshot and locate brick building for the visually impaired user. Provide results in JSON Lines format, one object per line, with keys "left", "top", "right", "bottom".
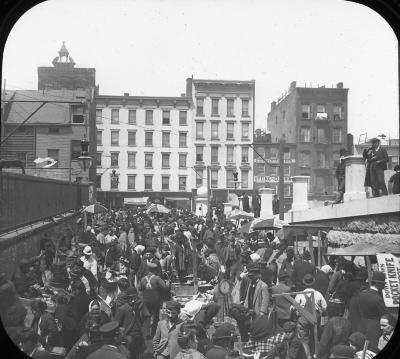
{"left": 267, "top": 81, "right": 348, "bottom": 200}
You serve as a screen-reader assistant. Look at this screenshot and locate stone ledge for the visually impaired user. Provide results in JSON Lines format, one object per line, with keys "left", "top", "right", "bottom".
{"left": 288, "top": 194, "right": 400, "bottom": 223}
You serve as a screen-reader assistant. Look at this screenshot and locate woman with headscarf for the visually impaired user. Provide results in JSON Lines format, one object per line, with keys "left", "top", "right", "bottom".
{"left": 78, "top": 299, "right": 110, "bottom": 336}
{"left": 54, "top": 293, "right": 78, "bottom": 351}
{"left": 67, "top": 280, "right": 91, "bottom": 326}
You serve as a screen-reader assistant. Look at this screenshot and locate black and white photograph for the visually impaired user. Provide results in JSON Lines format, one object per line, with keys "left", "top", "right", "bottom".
{"left": 0, "top": 0, "right": 399, "bottom": 358}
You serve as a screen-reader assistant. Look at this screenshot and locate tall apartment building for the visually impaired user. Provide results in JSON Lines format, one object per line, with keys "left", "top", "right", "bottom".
{"left": 186, "top": 78, "right": 255, "bottom": 203}
{"left": 95, "top": 93, "right": 193, "bottom": 209}
{"left": 267, "top": 81, "right": 348, "bottom": 199}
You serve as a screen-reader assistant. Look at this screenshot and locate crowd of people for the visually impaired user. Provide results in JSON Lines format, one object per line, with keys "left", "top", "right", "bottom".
{"left": 0, "top": 205, "right": 397, "bottom": 359}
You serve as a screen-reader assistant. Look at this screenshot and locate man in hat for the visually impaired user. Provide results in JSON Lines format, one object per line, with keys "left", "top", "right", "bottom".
{"left": 279, "top": 247, "right": 295, "bottom": 289}
{"left": 350, "top": 271, "right": 388, "bottom": 352}
{"left": 363, "top": 137, "right": 389, "bottom": 197}
{"left": 335, "top": 148, "right": 347, "bottom": 203}
{"left": 292, "top": 251, "right": 316, "bottom": 291}
{"left": 81, "top": 246, "right": 98, "bottom": 280}
{"left": 389, "top": 164, "right": 400, "bottom": 194}
{"left": 243, "top": 262, "right": 270, "bottom": 316}
{"left": 251, "top": 190, "right": 261, "bottom": 218}
{"left": 271, "top": 271, "right": 293, "bottom": 328}
{"left": 243, "top": 315, "right": 285, "bottom": 357}
{"left": 206, "top": 323, "right": 236, "bottom": 359}
{"left": 267, "top": 321, "right": 305, "bottom": 359}
{"left": 153, "top": 300, "right": 183, "bottom": 359}
{"left": 129, "top": 245, "right": 144, "bottom": 287}
{"left": 86, "top": 321, "right": 128, "bottom": 359}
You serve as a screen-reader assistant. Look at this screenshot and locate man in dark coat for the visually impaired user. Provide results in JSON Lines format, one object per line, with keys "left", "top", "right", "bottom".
{"left": 349, "top": 271, "right": 388, "bottom": 353}
{"left": 335, "top": 149, "right": 347, "bottom": 203}
{"left": 242, "top": 193, "right": 250, "bottom": 213}
{"left": 251, "top": 191, "right": 261, "bottom": 218}
{"left": 389, "top": 164, "right": 400, "bottom": 194}
{"left": 291, "top": 251, "right": 316, "bottom": 291}
{"left": 363, "top": 138, "right": 389, "bottom": 197}
{"left": 272, "top": 195, "right": 280, "bottom": 215}
{"left": 271, "top": 271, "right": 292, "bottom": 328}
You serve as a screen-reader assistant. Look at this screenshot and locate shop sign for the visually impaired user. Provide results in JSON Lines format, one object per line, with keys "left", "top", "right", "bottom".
{"left": 377, "top": 253, "right": 400, "bottom": 307}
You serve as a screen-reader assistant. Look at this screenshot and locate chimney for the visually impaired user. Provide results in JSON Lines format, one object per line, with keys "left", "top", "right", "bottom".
{"left": 336, "top": 82, "right": 343, "bottom": 89}
{"left": 186, "top": 77, "right": 193, "bottom": 97}
{"left": 124, "top": 93, "right": 129, "bottom": 96}
{"left": 289, "top": 81, "right": 296, "bottom": 92}
{"left": 271, "top": 101, "right": 277, "bottom": 111}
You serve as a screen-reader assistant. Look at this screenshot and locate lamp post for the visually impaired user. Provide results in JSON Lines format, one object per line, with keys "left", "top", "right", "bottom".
{"left": 78, "top": 139, "right": 93, "bottom": 228}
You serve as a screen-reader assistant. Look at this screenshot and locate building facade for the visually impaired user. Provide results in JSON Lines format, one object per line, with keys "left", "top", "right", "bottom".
{"left": 186, "top": 78, "right": 255, "bottom": 203}
{"left": 267, "top": 81, "right": 348, "bottom": 200}
{"left": 95, "top": 93, "right": 194, "bottom": 209}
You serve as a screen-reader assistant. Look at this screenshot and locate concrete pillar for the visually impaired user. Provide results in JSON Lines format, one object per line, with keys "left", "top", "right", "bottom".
{"left": 238, "top": 196, "right": 243, "bottom": 211}
{"left": 291, "top": 176, "right": 310, "bottom": 211}
{"left": 343, "top": 155, "right": 367, "bottom": 202}
{"left": 223, "top": 202, "right": 233, "bottom": 215}
{"left": 259, "top": 188, "right": 274, "bottom": 217}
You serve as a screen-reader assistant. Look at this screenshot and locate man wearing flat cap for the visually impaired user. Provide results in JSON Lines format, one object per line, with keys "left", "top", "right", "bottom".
{"left": 243, "top": 262, "right": 270, "bottom": 316}
{"left": 349, "top": 271, "right": 388, "bottom": 352}
{"left": 292, "top": 250, "right": 316, "bottom": 291}
{"left": 206, "top": 323, "right": 236, "bottom": 359}
{"left": 153, "top": 300, "right": 183, "bottom": 359}
{"left": 363, "top": 137, "right": 389, "bottom": 197}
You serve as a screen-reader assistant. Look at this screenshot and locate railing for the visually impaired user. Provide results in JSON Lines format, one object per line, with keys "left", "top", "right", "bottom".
{"left": 0, "top": 172, "right": 89, "bottom": 234}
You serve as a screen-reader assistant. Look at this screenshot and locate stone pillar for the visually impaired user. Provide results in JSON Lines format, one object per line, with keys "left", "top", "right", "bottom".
{"left": 259, "top": 188, "right": 274, "bottom": 217}
{"left": 343, "top": 155, "right": 367, "bottom": 202}
{"left": 223, "top": 202, "right": 233, "bottom": 215}
{"left": 238, "top": 196, "right": 243, "bottom": 211}
{"left": 291, "top": 176, "right": 310, "bottom": 211}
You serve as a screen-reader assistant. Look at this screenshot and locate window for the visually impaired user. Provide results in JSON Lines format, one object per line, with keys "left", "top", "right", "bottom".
{"left": 317, "top": 128, "right": 326, "bottom": 143}
{"left": 111, "top": 152, "right": 119, "bottom": 167}
{"left": 15, "top": 152, "right": 28, "bottom": 167}
{"left": 128, "top": 110, "right": 136, "bottom": 125}
{"left": 270, "top": 147, "right": 278, "bottom": 158}
{"left": 179, "top": 111, "right": 187, "bottom": 125}
{"left": 127, "top": 175, "right": 136, "bottom": 190}
{"left": 227, "top": 99, "right": 234, "bottom": 116}
{"left": 333, "top": 128, "right": 343, "bottom": 143}
{"left": 242, "top": 99, "right": 249, "bottom": 117}
{"left": 71, "top": 140, "right": 81, "bottom": 160}
{"left": 110, "top": 172, "right": 119, "bottom": 189}
{"left": 179, "top": 177, "right": 186, "bottom": 191}
{"left": 144, "top": 175, "right": 153, "bottom": 190}
{"left": 196, "top": 122, "right": 204, "bottom": 139}
{"left": 72, "top": 106, "right": 85, "bottom": 124}
{"left": 162, "top": 110, "right": 170, "bottom": 125}
{"left": 333, "top": 152, "right": 340, "bottom": 167}
{"left": 196, "top": 170, "right": 203, "bottom": 188}
{"left": 96, "top": 152, "right": 102, "bottom": 167}
{"left": 145, "top": 132, "right": 153, "bottom": 146}
{"left": 241, "top": 123, "right": 249, "bottom": 139}
{"left": 212, "top": 99, "right": 219, "bottom": 116}
{"left": 226, "top": 170, "right": 234, "bottom": 188}
{"left": 227, "top": 123, "right": 234, "bottom": 139}
{"left": 211, "top": 146, "right": 219, "bottom": 163}
{"left": 227, "top": 146, "right": 234, "bottom": 163}
{"left": 315, "top": 176, "right": 325, "bottom": 194}
{"left": 211, "top": 170, "right": 218, "bottom": 188}
{"left": 111, "top": 131, "right": 119, "bottom": 146}
{"left": 128, "top": 131, "right": 136, "bottom": 146}
{"left": 111, "top": 109, "right": 119, "bottom": 124}
{"left": 284, "top": 165, "right": 290, "bottom": 176}
{"left": 300, "top": 127, "right": 311, "bottom": 142}
{"left": 318, "top": 153, "right": 327, "bottom": 168}
{"left": 162, "top": 176, "right": 170, "bottom": 190}
{"left": 162, "top": 132, "right": 170, "bottom": 147}
{"left": 96, "top": 109, "right": 103, "bottom": 124}
{"left": 145, "top": 110, "right": 153, "bottom": 125}
{"left": 145, "top": 153, "right": 153, "bottom": 168}
{"left": 316, "top": 105, "right": 327, "bottom": 120}
{"left": 284, "top": 184, "right": 291, "bottom": 197}
{"left": 48, "top": 127, "right": 60, "bottom": 134}
{"left": 333, "top": 105, "right": 343, "bottom": 120}
{"left": 47, "top": 149, "right": 59, "bottom": 168}
{"left": 302, "top": 105, "right": 311, "bottom": 120}
{"left": 179, "top": 153, "right": 187, "bottom": 168}
{"left": 96, "top": 175, "right": 102, "bottom": 189}
{"left": 162, "top": 153, "right": 170, "bottom": 168}
{"left": 284, "top": 148, "right": 291, "bottom": 160}
{"left": 211, "top": 122, "right": 219, "bottom": 139}
{"left": 96, "top": 131, "right": 102, "bottom": 146}
{"left": 242, "top": 147, "right": 249, "bottom": 163}
{"left": 196, "top": 146, "right": 204, "bottom": 162}
{"left": 299, "top": 152, "right": 311, "bottom": 167}
{"left": 242, "top": 170, "right": 249, "bottom": 188}
{"left": 196, "top": 98, "right": 204, "bottom": 116}
{"left": 179, "top": 132, "right": 187, "bottom": 147}
{"left": 128, "top": 152, "right": 136, "bottom": 168}
{"left": 270, "top": 166, "right": 278, "bottom": 176}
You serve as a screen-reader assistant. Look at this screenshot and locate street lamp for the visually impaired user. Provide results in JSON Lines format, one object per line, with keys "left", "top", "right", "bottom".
{"left": 78, "top": 139, "right": 92, "bottom": 172}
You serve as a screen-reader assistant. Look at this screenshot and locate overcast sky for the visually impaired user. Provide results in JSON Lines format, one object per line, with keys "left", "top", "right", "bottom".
{"left": 2, "top": 0, "right": 399, "bottom": 142}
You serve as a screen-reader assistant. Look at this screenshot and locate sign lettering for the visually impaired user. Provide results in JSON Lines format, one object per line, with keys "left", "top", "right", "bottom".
{"left": 377, "top": 253, "right": 400, "bottom": 307}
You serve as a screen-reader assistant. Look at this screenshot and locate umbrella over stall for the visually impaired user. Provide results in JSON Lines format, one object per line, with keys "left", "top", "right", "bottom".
{"left": 226, "top": 209, "right": 254, "bottom": 221}
{"left": 146, "top": 203, "right": 171, "bottom": 214}
{"left": 82, "top": 203, "right": 108, "bottom": 214}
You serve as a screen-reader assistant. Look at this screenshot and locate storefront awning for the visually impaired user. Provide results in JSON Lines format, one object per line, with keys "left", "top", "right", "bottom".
{"left": 164, "top": 197, "right": 190, "bottom": 202}
{"left": 124, "top": 197, "right": 149, "bottom": 206}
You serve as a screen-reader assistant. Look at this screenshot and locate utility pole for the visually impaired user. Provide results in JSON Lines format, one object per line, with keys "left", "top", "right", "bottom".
{"left": 88, "top": 86, "right": 97, "bottom": 204}
{"left": 278, "top": 136, "right": 285, "bottom": 220}
{"left": 207, "top": 165, "right": 211, "bottom": 218}
{"left": 1, "top": 79, "right": 5, "bottom": 156}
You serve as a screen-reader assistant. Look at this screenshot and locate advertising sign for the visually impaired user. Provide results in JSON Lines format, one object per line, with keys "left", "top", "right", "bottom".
{"left": 376, "top": 253, "right": 400, "bottom": 307}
